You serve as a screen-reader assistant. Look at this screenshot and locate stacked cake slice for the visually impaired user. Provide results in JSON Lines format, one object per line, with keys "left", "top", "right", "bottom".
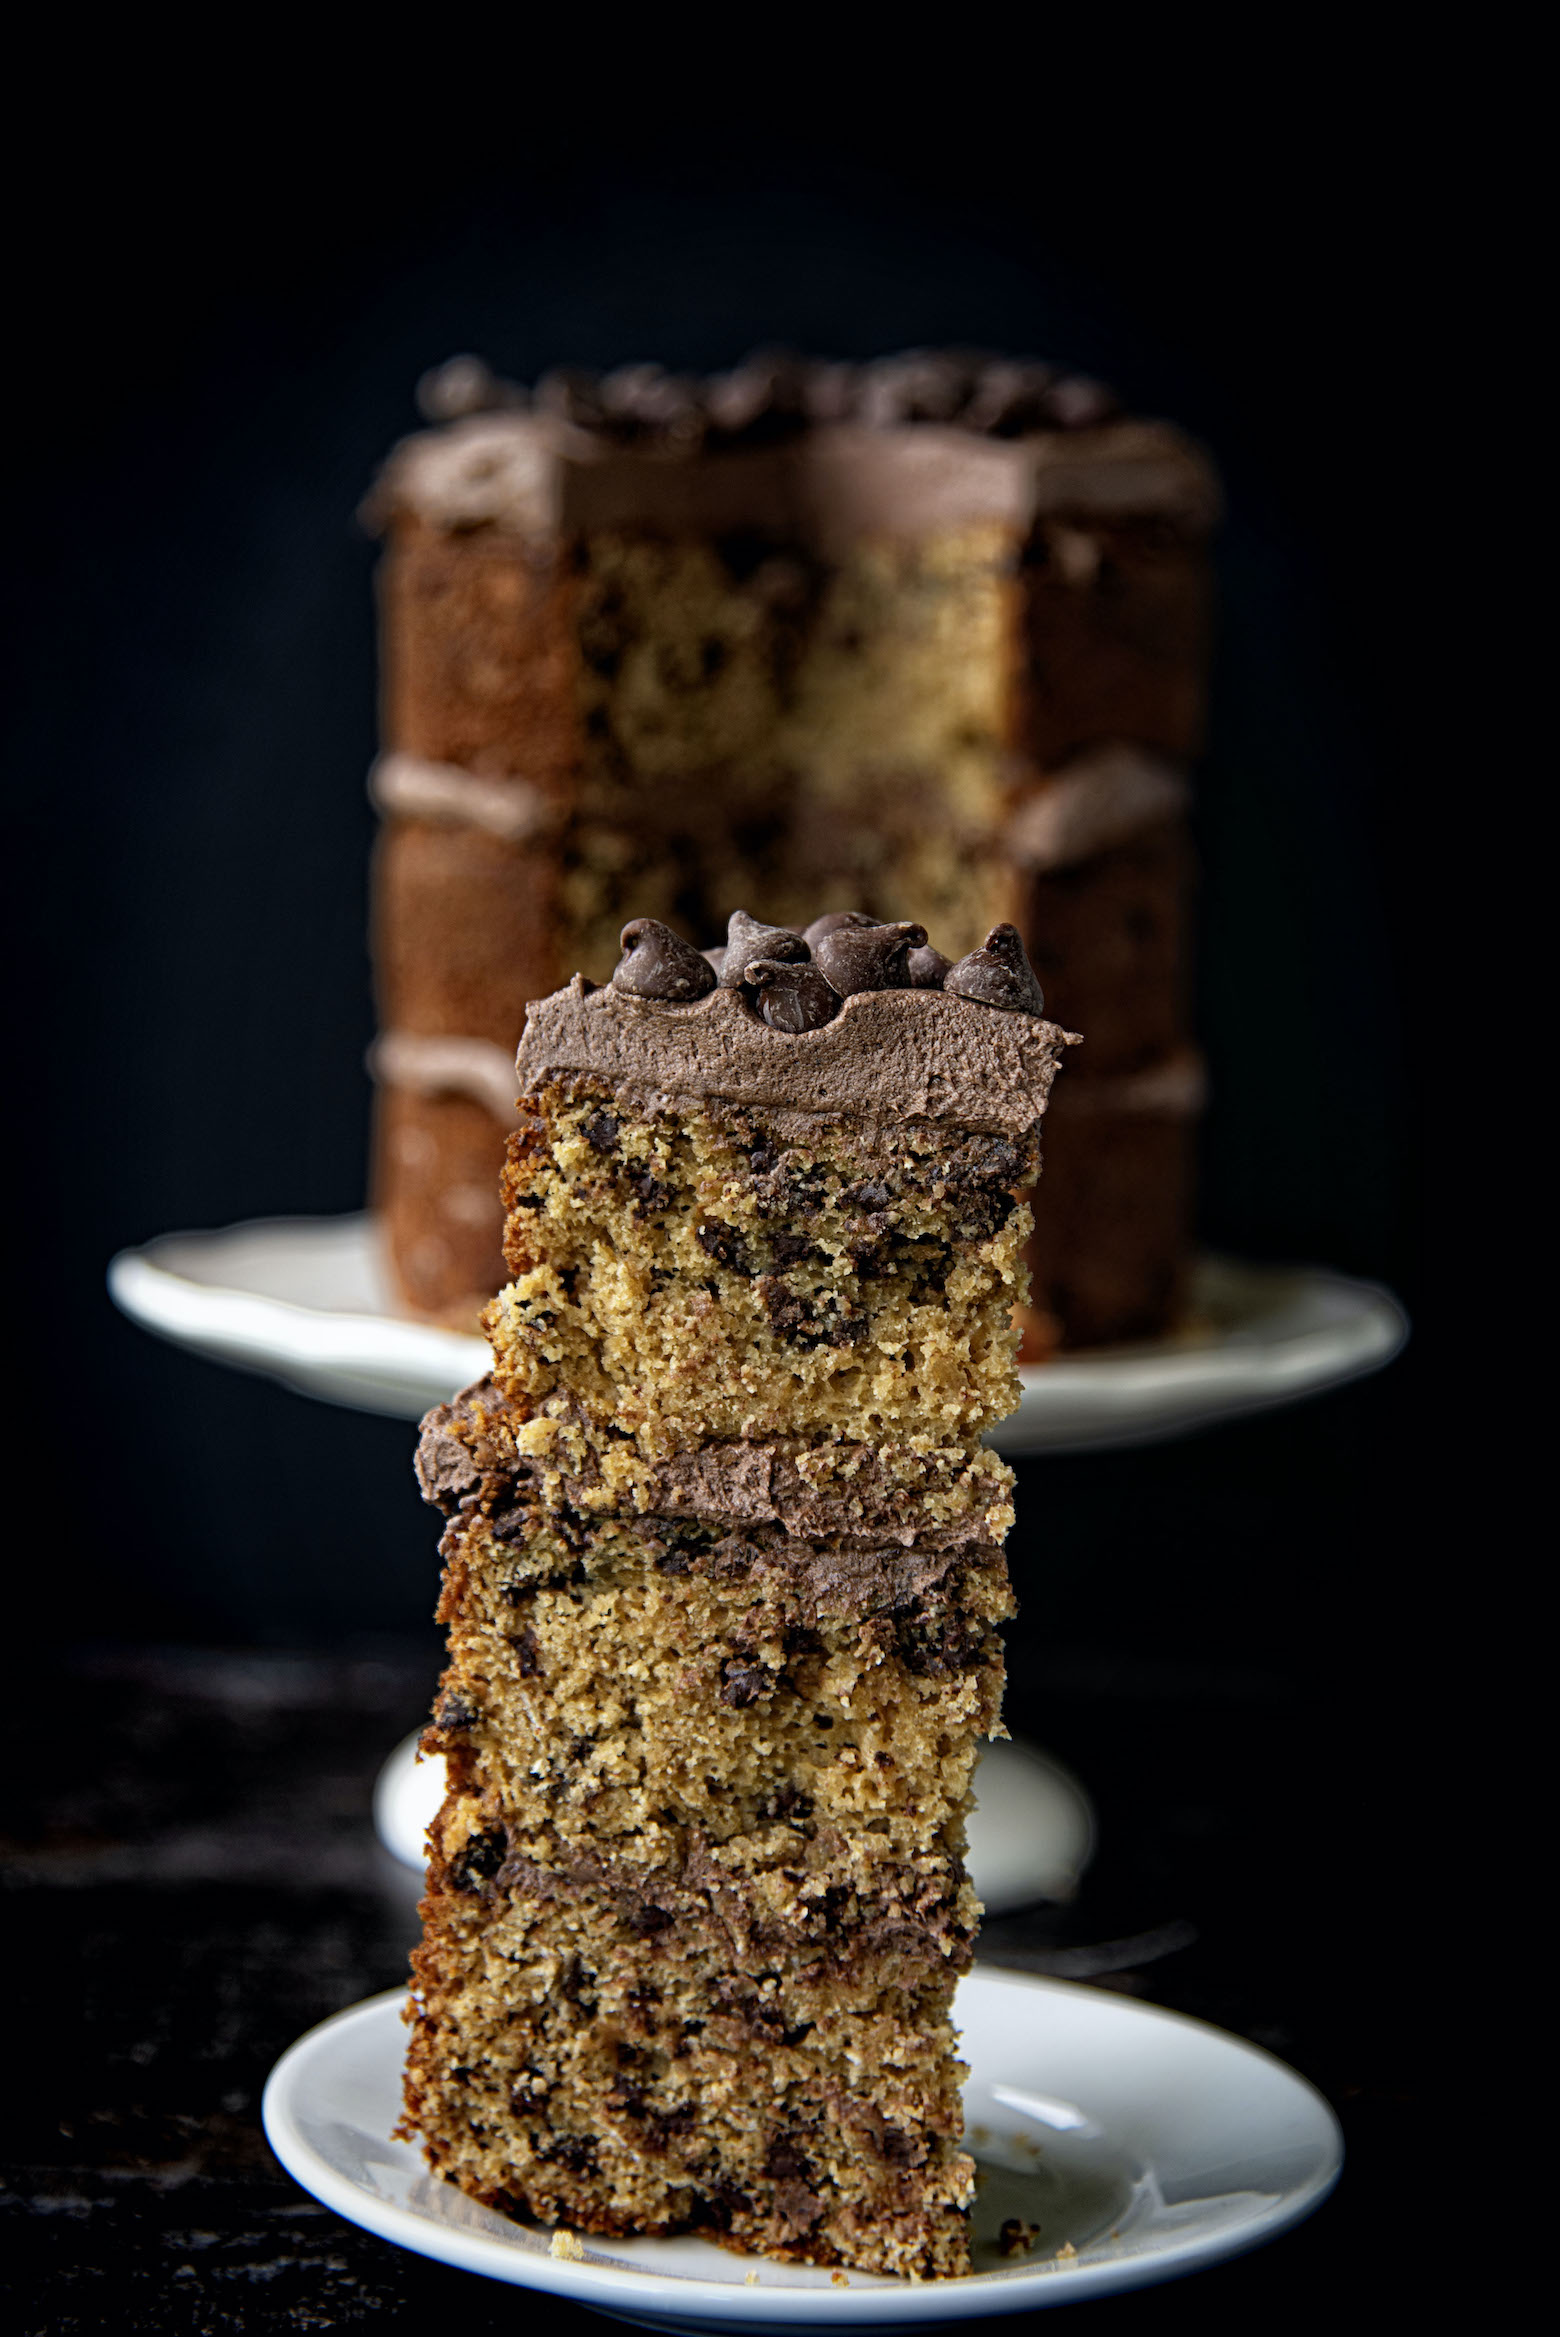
{"left": 402, "top": 910, "right": 1076, "bottom": 2278}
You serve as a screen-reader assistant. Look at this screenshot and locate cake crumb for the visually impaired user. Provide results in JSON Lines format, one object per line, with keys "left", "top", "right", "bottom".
{"left": 745, "top": 2271, "right": 759, "bottom": 2286}
{"left": 999, "top": 2218, "right": 1041, "bottom": 2257}
{"left": 549, "top": 2228, "right": 585, "bottom": 2261}
{"left": 1054, "top": 2239, "right": 1078, "bottom": 2262}
{"left": 831, "top": 2271, "right": 850, "bottom": 2287}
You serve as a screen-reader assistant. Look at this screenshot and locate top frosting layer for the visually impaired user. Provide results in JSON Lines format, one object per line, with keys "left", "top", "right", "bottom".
{"left": 371, "top": 350, "right": 1220, "bottom": 544}
{"left": 516, "top": 978, "right": 1075, "bottom": 1138}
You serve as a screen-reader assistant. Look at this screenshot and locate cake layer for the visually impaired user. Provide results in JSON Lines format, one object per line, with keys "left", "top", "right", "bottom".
{"left": 1015, "top": 821, "right": 1192, "bottom": 1077}
{"left": 1022, "top": 1054, "right": 1205, "bottom": 1354}
{"left": 404, "top": 1801, "right": 974, "bottom": 2275}
{"left": 372, "top": 1085, "right": 508, "bottom": 1325}
{"left": 373, "top": 813, "right": 564, "bottom": 1044}
{"left": 418, "top": 1405, "right": 1011, "bottom": 1859}
{"left": 486, "top": 1080, "right": 1036, "bottom": 1458}
{"left": 418, "top": 1379, "right": 1017, "bottom": 1552}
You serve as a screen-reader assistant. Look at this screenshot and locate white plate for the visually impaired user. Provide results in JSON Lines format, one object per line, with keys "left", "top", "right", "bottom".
{"left": 374, "top": 1732, "right": 1096, "bottom": 1914}
{"left": 262, "top": 1972, "right": 1341, "bottom": 2324}
{"left": 108, "top": 1214, "right": 1406, "bottom": 1453}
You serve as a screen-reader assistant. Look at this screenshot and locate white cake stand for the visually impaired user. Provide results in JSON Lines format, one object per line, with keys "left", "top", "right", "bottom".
{"left": 108, "top": 1212, "right": 1407, "bottom": 1451}
{"left": 109, "top": 1211, "right": 1404, "bottom": 1911}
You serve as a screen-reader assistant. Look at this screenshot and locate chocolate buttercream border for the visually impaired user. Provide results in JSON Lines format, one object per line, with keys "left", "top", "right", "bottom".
{"left": 515, "top": 981, "right": 1075, "bottom": 1141}
{"left": 370, "top": 413, "right": 1220, "bottom": 545}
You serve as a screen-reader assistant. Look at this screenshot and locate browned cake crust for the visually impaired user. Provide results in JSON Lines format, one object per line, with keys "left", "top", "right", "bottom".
{"left": 1021, "top": 1054, "right": 1204, "bottom": 1354}
{"left": 399, "top": 922, "right": 1071, "bottom": 2278}
{"left": 366, "top": 352, "right": 1215, "bottom": 1333}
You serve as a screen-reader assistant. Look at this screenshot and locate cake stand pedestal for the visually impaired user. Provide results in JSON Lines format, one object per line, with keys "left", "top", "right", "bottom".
{"left": 109, "top": 1211, "right": 1405, "bottom": 1910}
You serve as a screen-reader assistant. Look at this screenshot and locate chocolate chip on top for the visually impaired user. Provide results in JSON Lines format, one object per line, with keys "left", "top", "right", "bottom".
{"left": 742, "top": 957, "right": 841, "bottom": 1032}
{"left": 811, "top": 920, "right": 927, "bottom": 996}
{"left": 612, "top": 918, "right": 718, "bottom": 1002}
{"left": 944, "top": 924, "right": 1046, "bottom": 1015}
{"left": 801, "top": 909, "right": 877, "bottom": 950}
{"left": 719, "top": 910, "right": 810, "bottom": 988}
{"left": 907, "top": 942, "right": 951, "bottom": 990}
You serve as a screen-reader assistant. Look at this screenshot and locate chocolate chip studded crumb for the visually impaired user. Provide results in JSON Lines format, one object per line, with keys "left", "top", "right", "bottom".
{"left": 999, "top": 2218, "right": 1041, "bottom": 2257}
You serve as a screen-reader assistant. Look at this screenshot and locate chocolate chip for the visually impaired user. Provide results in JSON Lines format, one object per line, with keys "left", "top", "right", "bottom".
{"left": 560, "top": 1956, "right": 595, "bottom": 2003}
{"left": 448, "top": 1826, "right": 507, "bottom": 1893}
{"left": 761, "top": 1780, "right": 814, "bottom": 1821}
{"left": 693, "top": 2181, "right": 752, "bottom": 2231}
{"left": 582, "top": 1109, "right": 620, "bottom": 1153}
{"left": 599, "top": 362, "right": 705, "bottom": 444}
{"left": 811, "top": 919, "right": 926, "bottom": 995}
{"left": 613, "top": 918, "right": 717, "bottom": 1002}
{"left": 765, "top": 2136, "right": 813, "bottom": 2181}
{"left": 415, "top": 354, "right": 518, "bottom": 422}
{"left": 770, "top": 1232, "right": 820, "bottom": 1267}
{"left": 702, "top": 945, "right": 727, "bottom": 975}
{"left": 745, "top": 959, "right": 841, "bottom": 1032}
{"left": 1044, "top": 373, "right": 1121, "bottom": 429}
{"left": 858, "top": 349, "right": 978, "bottom": 426}
{"left": 720, "top": 1659, "right": 772, "bottom": 1707}
{"left": 906, "top": 942, "right": 950, "bottom": 989}
{"left": 513, "top": 1626, "right": 541, "bottom": 1677}
{"left": 627, "top": 1166, "right": 672, "bottom": 1214}
{"left": 944, "top": 923, "right": 1046, "bottom": 1014}
{"left": 800, "top": 909, "right": 875, "bottom": 949}
{"left": 535, "top": 366, "right": 609, "bottom": 430}
{"left": 697, "top": 1220, "right": 753, "bottom": 1275}
{"left": 703, "top": 349, "right": 809, "bottom": 440}
{"left": 719, "top": 909, "right": 809, "bottom": 987}
{"left": 626, "top": 1902, "right": 675, "bottom": 1937}
{"left": 434, "top": 1690, "right": 477, "bottom": 1731}
{"left": 759, "top": 1278, "right": 819, "bottom": 1345}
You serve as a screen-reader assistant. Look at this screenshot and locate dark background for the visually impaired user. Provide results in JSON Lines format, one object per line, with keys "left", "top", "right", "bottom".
{"left": 5, "top": 69, "right": 1449, "bottom": 2331}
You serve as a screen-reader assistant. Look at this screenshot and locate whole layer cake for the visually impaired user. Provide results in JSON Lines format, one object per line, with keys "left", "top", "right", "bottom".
{"left": 401, "top": 912, "right": 1075, "bottom": 2277}
{"left": 364, "top": 349, "right": 1217, "bottom": 1347}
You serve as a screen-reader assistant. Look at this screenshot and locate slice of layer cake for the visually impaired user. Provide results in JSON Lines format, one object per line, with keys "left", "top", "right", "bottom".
{"left": 400, "top": 911, "right": 1074, "bottom": 2278}
{"left": 363, "top": 351, "right": 1214, "bottom": 1341}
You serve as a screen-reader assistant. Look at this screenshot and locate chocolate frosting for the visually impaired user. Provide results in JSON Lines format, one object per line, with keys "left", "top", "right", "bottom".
{"left": 371, "top": 411, "right": 1220, "bottom": 546}
{"left": 421, "top": 1380, "right": 1011, "bottom": 1541}
{"left": 515, "top": 978, "right": 1075, "bottom": 1141}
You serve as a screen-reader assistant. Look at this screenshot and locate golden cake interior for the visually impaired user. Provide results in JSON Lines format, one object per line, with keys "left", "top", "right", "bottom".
{"left": 484, "top": 1082, "right": 1037, "bottom": 1458}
